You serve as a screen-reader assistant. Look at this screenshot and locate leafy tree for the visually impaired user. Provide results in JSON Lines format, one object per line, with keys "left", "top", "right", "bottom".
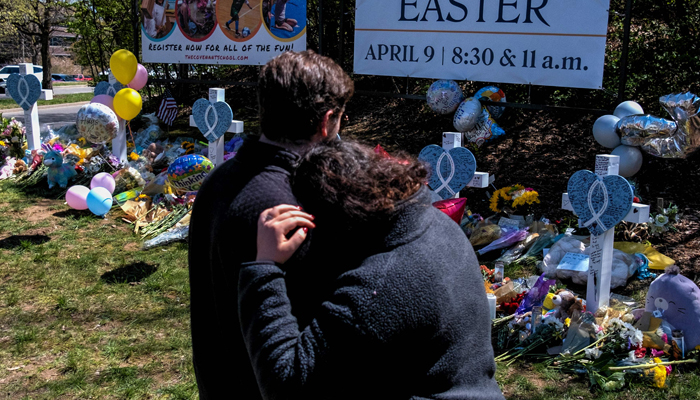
{"left": 0, "top": 0, "right": 72, "bottom": 89}
{"left": 68, "top": 0, "right": 135, "bottom": 82}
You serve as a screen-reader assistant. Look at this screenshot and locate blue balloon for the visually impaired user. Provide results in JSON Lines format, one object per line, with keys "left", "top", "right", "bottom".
{"left": 86, "top": 187, "right": 113, "bottom": 216}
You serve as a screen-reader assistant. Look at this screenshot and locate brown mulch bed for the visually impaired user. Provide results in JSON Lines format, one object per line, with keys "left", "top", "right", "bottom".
{"left": 340, "top": 94, "right": 700, "bottom": 280}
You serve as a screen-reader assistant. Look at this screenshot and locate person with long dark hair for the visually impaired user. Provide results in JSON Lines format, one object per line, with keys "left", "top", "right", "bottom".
{"left": 239, "top": 140, "right": 505, "bottom": 400}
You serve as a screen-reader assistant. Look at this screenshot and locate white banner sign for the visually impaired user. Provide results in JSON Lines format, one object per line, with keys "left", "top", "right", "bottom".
{"left": 354, "top": 0, "right": 611, "bottom": 89}
{"left": 141, "top": 0, "right": 306, "bottom": 65}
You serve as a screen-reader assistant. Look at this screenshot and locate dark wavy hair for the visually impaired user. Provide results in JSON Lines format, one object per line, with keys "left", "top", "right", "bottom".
{"left": 258, "top": 51, "right": 354, "bottom": 143}
{"left": 293, "top": 140, "right": 428, "bottom": 227}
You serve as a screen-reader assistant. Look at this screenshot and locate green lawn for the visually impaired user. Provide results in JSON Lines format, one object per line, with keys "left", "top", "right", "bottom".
{"left": 0, "top": 93, "right": 93, "bottom": 111}
{"left": 52, "top": 82, "right": 90, "bottom": 87}
{"left": 1, "top": 179, "right": 699, "bottom": 399}
{"left": 0, "top": 182, "right": 197, "bottom": 399}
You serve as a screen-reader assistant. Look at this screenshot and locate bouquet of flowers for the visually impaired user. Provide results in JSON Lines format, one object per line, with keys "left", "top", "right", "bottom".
{"left": 0, "top": 117, "right": 26, "bottom": 159}
{"left": 648, "top": 204, "right": 680, "bottom": 236}
{"left": 490, "top": 184, "right": 540, "bottom": 215}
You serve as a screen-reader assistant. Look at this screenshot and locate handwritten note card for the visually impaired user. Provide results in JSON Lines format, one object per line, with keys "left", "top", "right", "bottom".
{"left": 557, "top": 252, "right": 590, "bottom": 272}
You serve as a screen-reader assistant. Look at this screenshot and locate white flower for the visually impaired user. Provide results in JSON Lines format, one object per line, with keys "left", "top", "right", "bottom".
{"left": 655, "top": 214, "right": 669, "bottom": 226}
{"left": 584, "top": 347, "right": 602, "bottom": 359}
{"left": 11, "top": 136, "right": 18, "bottom": 143}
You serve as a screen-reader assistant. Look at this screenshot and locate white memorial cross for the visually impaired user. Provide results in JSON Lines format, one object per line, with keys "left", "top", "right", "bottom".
{"left": 109, "top": 73, "right": 129, "bottom": 163}
{"left": 441, "top": 132, "right": 493, "bottom": 193}
{"left": 561, "top": 155, "right": 650, "bottom": 313}
{"left": 189, "top": 88, "right": 243, "bottom": 166}
{"left": 18, "top": 63, "right": 53, "bottom": 151}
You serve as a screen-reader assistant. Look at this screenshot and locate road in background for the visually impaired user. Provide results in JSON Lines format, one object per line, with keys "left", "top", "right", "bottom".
{"left": 2, "top": 103, "right": 88, "bottom": 130}
{"left": 0, "top": 85, "right": 93, "bottom": 99}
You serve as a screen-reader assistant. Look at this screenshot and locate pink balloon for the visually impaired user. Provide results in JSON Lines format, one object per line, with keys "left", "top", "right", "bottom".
{"left": 91, "top": 172, "right": 116, "bottom": 194}
{"left": 91, "top": 94, "right": 114, "bottom": 112}
{"left": 128, "top": 64, "right": 148, "bottom": 91}
{"left": 66, "top": 185, "right": 90, "bottom": 210}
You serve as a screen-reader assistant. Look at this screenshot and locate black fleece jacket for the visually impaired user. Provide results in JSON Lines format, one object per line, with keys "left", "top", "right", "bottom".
{"left": 238, "top": 186, "right": 505, "bottom": 400}
{"left": 189, "top": 137, "right": 329, "bottom": 400}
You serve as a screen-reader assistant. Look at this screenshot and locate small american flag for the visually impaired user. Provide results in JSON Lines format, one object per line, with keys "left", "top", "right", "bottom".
{"left": 157, "top": 89, "right": 178, "bottom": 126}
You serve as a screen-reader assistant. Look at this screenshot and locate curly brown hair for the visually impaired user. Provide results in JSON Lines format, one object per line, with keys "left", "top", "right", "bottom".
{"left": 292, "top": 140, "right": 427, "bottom": 226}
{"left": 258, "top": 51, "right": 354, "bottom": 143}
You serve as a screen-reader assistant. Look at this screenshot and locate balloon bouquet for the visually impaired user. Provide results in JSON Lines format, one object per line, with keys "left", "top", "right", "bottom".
{"left": 426, "top": 80, "right": 507, "bottom": 147}
{"left": 80, "top": 50, "right": 145, "bottom": 146}
{"left": 591, "top": 93, "right": 700, "bottom": 177}
{"left": 68, "top": 49, "right": 146, "bottom": 217}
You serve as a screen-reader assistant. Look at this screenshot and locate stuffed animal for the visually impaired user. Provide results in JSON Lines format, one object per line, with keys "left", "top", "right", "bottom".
{"left": 645, "top": 266, "right": 700, "bottom": 350}
{"left": 0, "top": 156, "right": 16, "bottom": 180}
{"left": 552, "top": 289, "right": 577, "bottom": 321}
{"left": 13, "top": 159, "right": 27, "bottom": 174}
{"left": 29, "top": 150, "right": 43, "bottom": 171}
{"left": 43, "top": 150, "right": 77, "bottom": 189}
{"left": 142, "top": 142, "right": 164, "bottom": 163}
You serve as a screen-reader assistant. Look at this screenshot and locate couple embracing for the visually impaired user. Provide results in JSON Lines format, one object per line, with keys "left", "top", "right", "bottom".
{"left": 189, "top": 50, "right": 504, "bottom": 400}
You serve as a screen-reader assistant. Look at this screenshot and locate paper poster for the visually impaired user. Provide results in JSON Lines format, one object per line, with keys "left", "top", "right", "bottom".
{"left": 354, "top": 0, "right": 611, "bottom": 89}
{"left": 141, "top": 0, "right": 306, "bottom": 65}
{"left": 557, "top": 252, "right": 590, "bottom": 272}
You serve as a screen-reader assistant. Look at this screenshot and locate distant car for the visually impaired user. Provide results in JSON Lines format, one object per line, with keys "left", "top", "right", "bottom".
{"left": 0, "top": 65, "right": 43, "bottom": 85}
{"left": 73, "top": 74, "right": 93, "bottom": 81}
{"left": 52, "top": 74, "right": 69, "bottom": 81}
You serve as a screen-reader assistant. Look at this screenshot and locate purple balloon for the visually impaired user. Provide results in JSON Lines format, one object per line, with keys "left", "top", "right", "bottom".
{"left": 128, "top": 64, "right": 148, "bottom": 91}
{"left": 66, "top": 185, "right": 90, "bottom": 210}
{"left": 91, "top": 94, "right": 114, "bottom": 112}
{"left": 91, "top": 172, "right": 116, "bottom": 194}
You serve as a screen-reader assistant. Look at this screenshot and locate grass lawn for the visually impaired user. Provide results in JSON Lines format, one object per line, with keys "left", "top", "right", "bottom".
{"left": 1, "top": 179, "right": 699, "bottom": 399}
{"left": 0, "top": 182, "right": 197, "bottom": 399}
{"left": 52, "top": 82, "right": 90, "bottom": 87}
{"left": 0, "top": 93, "right": 93, "bottom": 111}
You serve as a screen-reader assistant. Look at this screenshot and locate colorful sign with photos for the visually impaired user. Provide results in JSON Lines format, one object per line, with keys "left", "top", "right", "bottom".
{"left": 141, "top": 0, "right": 306, "bottom": 65}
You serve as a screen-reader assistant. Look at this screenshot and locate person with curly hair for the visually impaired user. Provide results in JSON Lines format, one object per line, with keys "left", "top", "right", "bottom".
{"left": 240, "top": 140, "right": 505, "bottom": 400}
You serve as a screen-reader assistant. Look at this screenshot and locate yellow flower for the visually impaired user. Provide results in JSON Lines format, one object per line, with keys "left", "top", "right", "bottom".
{"left": 129, "top": 152, "right": 140, "bottom": 161}
{"left": 643, "top": 358, "right": 666, "bottom": 388}
{"left": 0, "top": 140, "right": 5, "bottom": 147}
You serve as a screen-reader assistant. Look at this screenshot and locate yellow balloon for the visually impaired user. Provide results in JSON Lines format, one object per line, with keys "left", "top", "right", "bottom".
{"left": 113, "top": 88, "right": 142, "bottom": 120}
{"left": 110, "top": 49, "right": 138, "bottom": 85}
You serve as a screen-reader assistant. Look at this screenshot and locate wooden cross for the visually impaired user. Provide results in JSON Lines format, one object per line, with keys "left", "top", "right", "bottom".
{"left": 561, "top": 155, "right": 650, "bottom": 313}
{"left": 189, "top": 88, "right": 243, "bottom": 167}
{"left": 441, "top": 132, "right": 493, "bottom": 193}
{"left": 17, "top": 63, "right": 53, "bottom": 151}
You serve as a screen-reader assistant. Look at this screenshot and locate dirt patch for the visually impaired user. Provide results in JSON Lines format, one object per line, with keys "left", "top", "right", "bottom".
{"left": 122, "top": 242, "right": 140, "bottom": 252}
{"left": 22, "top": 199, "right": 63, "bottom": 223}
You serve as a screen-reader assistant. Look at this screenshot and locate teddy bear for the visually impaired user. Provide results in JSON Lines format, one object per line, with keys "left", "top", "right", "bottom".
{"left": 552, "top": 289, "right": 580, "bottom": 321}
{"left": 142, "top": 142, "right": 164, "bottom": 163}
{"left": 13, "top": 159, "right": 27, "bottom": 174}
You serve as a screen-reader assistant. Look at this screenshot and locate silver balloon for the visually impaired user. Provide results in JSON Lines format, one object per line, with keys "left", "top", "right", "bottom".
{"left": 615, "top": 92, "right": 700, "bottom": 159}
{"left": 617, "top": 115, "right": 677, "bottom": 147}
{"left": 645, "top": 93, "right": 700, "bottom": 158}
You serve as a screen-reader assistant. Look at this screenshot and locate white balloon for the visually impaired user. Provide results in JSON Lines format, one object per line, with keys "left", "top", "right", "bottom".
{"left": 611, "top": 145, "right": 643, "bottom": 177}
{"left": 453, "top": 97, "right": 482, "bottom": 132}
{"left": 426, "top": 80, "right": 463, "bottom": 114}
{"left": 592, "top": 114, "right": 621, "bottom": 148}
{"left": 614, "top": 101, "right": 644, "bottom": 119}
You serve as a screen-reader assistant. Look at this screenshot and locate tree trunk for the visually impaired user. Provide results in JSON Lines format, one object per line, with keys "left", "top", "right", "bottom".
{"left": 40, "top": 5, "right": 52, "bottom": 90}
